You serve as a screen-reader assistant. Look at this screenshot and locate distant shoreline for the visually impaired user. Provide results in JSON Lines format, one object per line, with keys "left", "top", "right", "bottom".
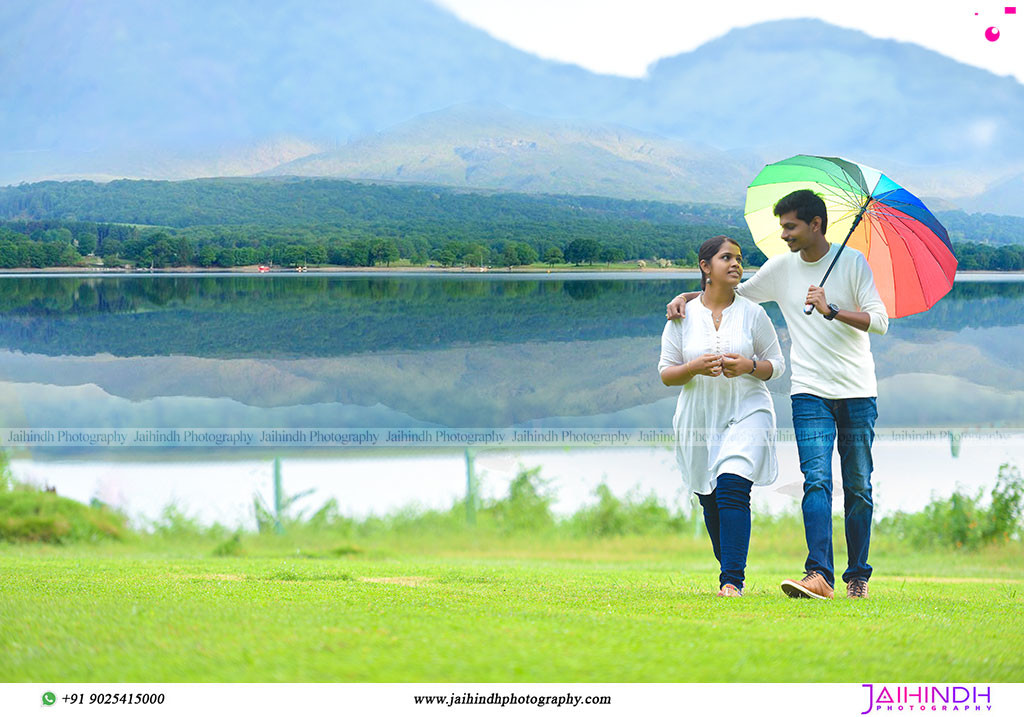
{"left": 0, "top": 265, "right": 1021, "bottom": 281}
{"left": 0, "top": 263, "right": 684, "bottom": 275}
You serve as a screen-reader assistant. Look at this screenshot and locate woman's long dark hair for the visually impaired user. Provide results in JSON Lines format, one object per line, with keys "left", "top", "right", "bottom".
{"left": 698, "top": 235, "right": 740, "bottom": 290}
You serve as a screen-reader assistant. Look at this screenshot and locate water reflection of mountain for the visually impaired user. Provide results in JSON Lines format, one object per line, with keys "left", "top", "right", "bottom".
{"left": 0, "top": 337, "right": 670, "bottom": 426}
{"left": 0, "top": 277, "right": 1022, "bottom": 431}
{"left": 0, "top": 277, "right": 1022, "bottom": 358}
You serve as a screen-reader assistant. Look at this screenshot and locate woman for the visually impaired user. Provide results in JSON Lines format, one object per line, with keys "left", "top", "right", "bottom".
{"left": 658, "top": 236, "right": 785, "bottom": 597}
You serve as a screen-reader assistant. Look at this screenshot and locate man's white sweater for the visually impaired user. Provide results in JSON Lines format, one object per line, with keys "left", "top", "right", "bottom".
{"left": 735, "top": 243, "right": 888, "bottom": 399}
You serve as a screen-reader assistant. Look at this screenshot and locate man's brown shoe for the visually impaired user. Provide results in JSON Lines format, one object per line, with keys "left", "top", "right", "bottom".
{"left": 847, "top": 578, "right": 869, "bottom": 599}
{"left": 780, "top": 571, "right": 834, "bottom": 599}
{"left": 717, "top": 584, "right": 743, "bottom": 597}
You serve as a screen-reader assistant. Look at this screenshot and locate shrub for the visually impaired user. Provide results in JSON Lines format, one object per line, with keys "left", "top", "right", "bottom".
{"left": 0, "top": 450, "right": 12, "bottom": 492}
{"left": 481, "top": 466, "right": 556, "bottom": 534}
{"left": 252, "top": 486, "right": 315, "bottom": 534}
{"left": 211, "top": 532, "right": 246, "bottom": 557}
{"left": 569, "top": 483, "right": 687, "bottom": 537}
{"left": 877, "top": 463, "right": 1023, "bottom": 550}
{"left": 150, "top": 502, "right": 230, "bottom": 541}
{"left": 384, "top": 503, "right": 465, "bottom": 535}
{"left": 984, "top": 463, "right": 1024, "bottom": 542}
{"left": 0, "top": 486, "right": 128, "bottom": 543}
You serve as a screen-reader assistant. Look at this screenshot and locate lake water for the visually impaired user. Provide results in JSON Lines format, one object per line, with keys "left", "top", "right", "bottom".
{"left": 2, "top": 274, "right": 1022, "bottom": 527}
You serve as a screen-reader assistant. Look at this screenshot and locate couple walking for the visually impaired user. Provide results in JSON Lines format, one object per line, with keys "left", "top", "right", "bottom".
{"left": 659, "top": 189, "right": 888, "bottom": 599}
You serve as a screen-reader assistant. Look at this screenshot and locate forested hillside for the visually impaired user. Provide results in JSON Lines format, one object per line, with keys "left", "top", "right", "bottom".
{"left": 0, "top": 179, "right": 1021, "bottom": 270}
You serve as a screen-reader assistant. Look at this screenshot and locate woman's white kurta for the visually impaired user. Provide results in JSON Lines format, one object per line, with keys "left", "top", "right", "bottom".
{"left": 659, "top": 295, "right": 785, "bottom": 495}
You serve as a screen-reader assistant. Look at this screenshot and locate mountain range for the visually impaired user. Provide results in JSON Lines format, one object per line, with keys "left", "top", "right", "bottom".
{"left": 260, "top": 104, "right": 763, "bottom": 205}
{"left": 4, "top": 1, "right": 1024, "bottom": 213}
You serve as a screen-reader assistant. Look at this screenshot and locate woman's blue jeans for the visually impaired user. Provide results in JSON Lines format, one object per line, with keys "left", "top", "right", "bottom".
{"left": 791, "top": 393, "right": 877, "bottom": 588}
{"left": 697, "top": 473, "right": 752, "bottom": 590}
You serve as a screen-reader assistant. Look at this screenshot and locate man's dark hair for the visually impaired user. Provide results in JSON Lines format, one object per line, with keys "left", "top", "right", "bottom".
{"left": 773, "top": 189, "right": 828, "bottom": 235}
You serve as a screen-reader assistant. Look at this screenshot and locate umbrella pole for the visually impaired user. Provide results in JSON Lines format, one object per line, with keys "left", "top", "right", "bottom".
{"left": 803, "top": 196, "right": 872, "bottom": 315}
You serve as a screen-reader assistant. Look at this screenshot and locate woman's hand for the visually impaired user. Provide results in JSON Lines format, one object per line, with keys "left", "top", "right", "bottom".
{"left": 688, "top": 353, "right": 723, "bottom": 377}
{"left": 721, "top": 353, "right": 753, "bottom": 378}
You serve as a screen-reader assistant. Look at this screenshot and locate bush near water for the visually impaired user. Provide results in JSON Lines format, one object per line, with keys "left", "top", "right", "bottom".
{"left": 877, "top": 463, "right": 1024, "bottom": 550}
{"left": 264, "top": 463, "right": 1023, "bottom": 550}
{"left": 0, "top": 453, "right": 128, "bottom": 543}
{"left": 3, "top": 451, "right": 1022, "bottom": 549}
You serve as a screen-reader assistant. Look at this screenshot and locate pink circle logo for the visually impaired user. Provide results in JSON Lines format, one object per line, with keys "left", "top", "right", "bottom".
{"left": 977, "top": 6, "right": 1016, "bottom": 41}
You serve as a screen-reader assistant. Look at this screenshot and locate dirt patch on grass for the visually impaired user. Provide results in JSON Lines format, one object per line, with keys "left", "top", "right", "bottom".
{"left": 359, "top": 576, "right": 431, "bottom": 586}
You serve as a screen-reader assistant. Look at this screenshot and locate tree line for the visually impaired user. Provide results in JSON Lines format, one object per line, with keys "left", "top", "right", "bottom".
{"left": 0, "top": 178, "right": 1021, "bottom": 270}
{"left": 2, "top": 219, "right": 1020, "bottom": 272}
{"left": 0, "top": 178, "right": 752, "bottom": 269}
{"left": 0, "top": 221, "right": 716, "bottom": 269}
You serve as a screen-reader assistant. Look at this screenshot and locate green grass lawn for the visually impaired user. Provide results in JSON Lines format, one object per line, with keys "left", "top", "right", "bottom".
{"left": 2, "top": 531, "right": 1022, "bottom": 683}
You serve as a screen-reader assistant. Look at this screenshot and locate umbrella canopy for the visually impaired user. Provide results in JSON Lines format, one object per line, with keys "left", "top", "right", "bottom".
{"left": 744, "top": 154, "right": 957, "bottom": 318}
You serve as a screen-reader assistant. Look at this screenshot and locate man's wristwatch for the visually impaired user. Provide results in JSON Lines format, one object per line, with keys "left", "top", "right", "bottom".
{"left": 749, "top": 358, "right": 758, "bottom": 375}
{"left": 824, "top": 303, "right": 840, "bottom": 321}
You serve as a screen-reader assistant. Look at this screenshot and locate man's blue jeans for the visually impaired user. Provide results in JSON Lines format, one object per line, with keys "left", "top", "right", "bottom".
{"left": 696, "top": 473, "right": 752, "bottom": 590}
{"left": 791, "top": 393, "right": 877, "bottom": 588}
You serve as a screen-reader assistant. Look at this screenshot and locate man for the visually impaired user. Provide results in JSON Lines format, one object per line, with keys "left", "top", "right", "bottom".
{"left": 666, "top": 189, "right": 888, "bottom": 599}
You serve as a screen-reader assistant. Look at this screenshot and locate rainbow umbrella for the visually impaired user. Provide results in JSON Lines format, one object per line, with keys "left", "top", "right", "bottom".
{"left": 744, "top": 154, "right": 957, "bottom": 318}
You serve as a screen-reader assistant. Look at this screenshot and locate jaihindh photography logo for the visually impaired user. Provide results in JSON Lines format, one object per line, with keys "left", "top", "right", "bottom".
{"left": 861, "top": 685, "right": 993, "bottom": 713}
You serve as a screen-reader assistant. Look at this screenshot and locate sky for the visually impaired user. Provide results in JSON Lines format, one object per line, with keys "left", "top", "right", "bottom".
{"left": 435, "top": 0, "right": 1024, "bottom": 84}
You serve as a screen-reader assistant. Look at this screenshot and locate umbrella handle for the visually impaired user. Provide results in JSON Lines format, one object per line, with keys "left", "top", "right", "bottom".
{"left": 803, "top": 198, "right": 871, "bottom": 318}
